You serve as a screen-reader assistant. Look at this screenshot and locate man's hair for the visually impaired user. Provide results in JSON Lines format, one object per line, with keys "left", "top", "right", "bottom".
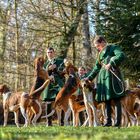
{"left": 46, "top": 47, "right": 55, "bottom": 52}
{"left": 79, "top": 66, "right": 86, "bottom": 71}
{"left": 94, "top": 35, "right": 107, "bottom": 44}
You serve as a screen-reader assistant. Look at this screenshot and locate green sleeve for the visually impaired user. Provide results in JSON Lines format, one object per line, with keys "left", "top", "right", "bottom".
{"left": 56, "top": 58, "right": 65, "bottom": 72}
{"left": 87, "top": 60, "right": 101, "bottom": 81}
{"left": 109, "top": 46, "right": 125, "bottom": 67}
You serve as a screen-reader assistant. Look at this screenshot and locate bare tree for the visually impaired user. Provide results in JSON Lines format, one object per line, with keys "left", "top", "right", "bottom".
{"left": 0, "top": 0, "right": 11, "bottom": 83}
{"left": 81, "top": 0, "right": 92, "bottom": 66}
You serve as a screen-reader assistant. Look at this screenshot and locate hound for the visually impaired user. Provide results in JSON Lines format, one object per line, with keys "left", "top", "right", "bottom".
{"left": 20, "top": 56, "right": 50, "bottom": 126}
{"left": 0, "top": 84, "right": 27, "bottom": 127}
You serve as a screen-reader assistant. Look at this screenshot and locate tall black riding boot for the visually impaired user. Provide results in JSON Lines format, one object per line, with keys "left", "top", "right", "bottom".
{"left": 79, "top": 111, "right": 85, "bottom": 126}
{"left": 46, "top": 103, "right": 52, "bottom": 126}
{"left": 114, "top": 99, "right": 122, "bottom": 127}
{"left": 60, "top": 110, "right": 64, "bottom": 126}
{"left": 104, "top": 100, "right": 112, "bottom": 127}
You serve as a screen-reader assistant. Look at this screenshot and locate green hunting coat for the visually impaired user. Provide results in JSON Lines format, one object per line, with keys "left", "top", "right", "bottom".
{"left": 87, "top": 45, "right": 126, "bottom": 102}
{"left": 42, "top": 58, "right": 65, "bottom": 101}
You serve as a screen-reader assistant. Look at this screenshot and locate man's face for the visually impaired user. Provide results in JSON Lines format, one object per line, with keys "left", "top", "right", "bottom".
{"left": 94, "top": 42, "right": 105, "bottom": 52}
{"left": 47, "top": 49, "right": 55, "bottom": 59}
{"left": 78, "top": 68, "right": 86, "bottom": 76}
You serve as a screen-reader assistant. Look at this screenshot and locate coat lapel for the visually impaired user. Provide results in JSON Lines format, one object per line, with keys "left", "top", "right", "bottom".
{"left": 99, "top": 45, "right": 111, "bottom": 63}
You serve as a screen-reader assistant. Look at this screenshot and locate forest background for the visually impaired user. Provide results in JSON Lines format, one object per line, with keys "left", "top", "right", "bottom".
{"left": 0, "top": 0, "right": 140, "bottom": 91}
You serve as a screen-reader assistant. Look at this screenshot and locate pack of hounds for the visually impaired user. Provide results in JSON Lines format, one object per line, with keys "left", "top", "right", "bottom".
{"left": 0, "top": 56, "right": 140, "bottom": 127}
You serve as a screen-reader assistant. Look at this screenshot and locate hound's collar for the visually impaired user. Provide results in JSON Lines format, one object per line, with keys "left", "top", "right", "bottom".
{"left": 2, "top": 91, "right": 12, "bottom": 100}
{"left": 69, "top": 74, "right": 74, "bottom": 78}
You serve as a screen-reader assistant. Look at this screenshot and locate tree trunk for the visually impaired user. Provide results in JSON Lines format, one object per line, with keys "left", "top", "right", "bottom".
{"left": 0, "top": 1, "right": 11, "bottom": 83}
{"left": 14, "top": 0, "right": 19, "bottom": 91}
{"left": 81, "top": 0, "right": 92, "bottom": 65}
{"left": 94, "top": 0, "right": 100, "bottom": 34}
{"left": 59, "top": 0, "right": 85, "bottom": 58}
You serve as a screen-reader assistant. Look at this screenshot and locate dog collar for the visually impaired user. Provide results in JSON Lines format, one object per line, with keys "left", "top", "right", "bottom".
{"left": 2, "top": 91, "right": 12, "bottom": 101}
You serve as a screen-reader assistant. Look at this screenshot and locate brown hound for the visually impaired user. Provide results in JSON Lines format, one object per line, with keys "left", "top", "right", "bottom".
{"left": 20, "top": 56, "right": 50, "bottom": 126}
{"left": 0, "top": 84, "right": 26, "bottom": 127}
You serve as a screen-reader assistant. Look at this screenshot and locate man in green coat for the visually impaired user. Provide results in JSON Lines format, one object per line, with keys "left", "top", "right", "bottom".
{"left": 85, "top": 36, "right": 126, "bottom": 127}
{"left": 42, "top": 47, "right": 65, "bottom": 126}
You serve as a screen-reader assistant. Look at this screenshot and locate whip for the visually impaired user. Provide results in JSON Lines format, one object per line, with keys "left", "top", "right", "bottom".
{"left": 102, "top": 63, "right": 122, "bottom": 82}
{"left": 102, "top": 63, "right": 125, "bottom": 95}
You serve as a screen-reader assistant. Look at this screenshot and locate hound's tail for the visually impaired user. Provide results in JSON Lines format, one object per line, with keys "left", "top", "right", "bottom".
{"left": 30, "top": 79, "right": 50, "bottom": 96}
{"left": 41, "top": 109, "right": 55, "bottom": 119}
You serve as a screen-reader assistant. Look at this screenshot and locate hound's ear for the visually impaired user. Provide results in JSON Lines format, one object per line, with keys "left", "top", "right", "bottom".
{"left": 0, "top": 84, "right": 9, "bottom": 93}
{"left": 40, "top": 57, "right": 45, "bottom": 66}
{"left": 3, "top": 84, "right": 9, "bottom": 92}
{"left": 64, "top": 59, "right": 72, "bottom": 67}
{"left": 34, "top": 57, "right": 38, "bottom": 68}
{"left": 73, "top": 66, "right": 78, "bottom": 72}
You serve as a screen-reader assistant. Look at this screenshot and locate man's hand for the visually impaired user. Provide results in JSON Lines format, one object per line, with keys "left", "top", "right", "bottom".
{"left": 103, "top": 63, "right": 111, "bottom": 70}
{"left": 48, "top": 64, "right": 57, "bottom": 70}
{"left": 49, "top": 75, "right": 55, "bottom": 82}
{"left": 83, "top": 77, "right": 89, "bottom": 81}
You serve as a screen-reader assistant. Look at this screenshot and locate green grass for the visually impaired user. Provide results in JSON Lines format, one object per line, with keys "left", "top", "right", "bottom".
{"left": 0, "top": 125, "right": 140, "bottom": 140}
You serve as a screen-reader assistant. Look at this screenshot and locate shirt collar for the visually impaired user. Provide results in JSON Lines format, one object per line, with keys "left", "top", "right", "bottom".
{"left": 48, "top": 58, "right": 56, "bottom": 64}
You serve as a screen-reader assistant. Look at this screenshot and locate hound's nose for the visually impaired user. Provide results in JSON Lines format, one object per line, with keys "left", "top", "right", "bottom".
{"left": 82, "top": 82, "right": 87, "bottom": 87}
